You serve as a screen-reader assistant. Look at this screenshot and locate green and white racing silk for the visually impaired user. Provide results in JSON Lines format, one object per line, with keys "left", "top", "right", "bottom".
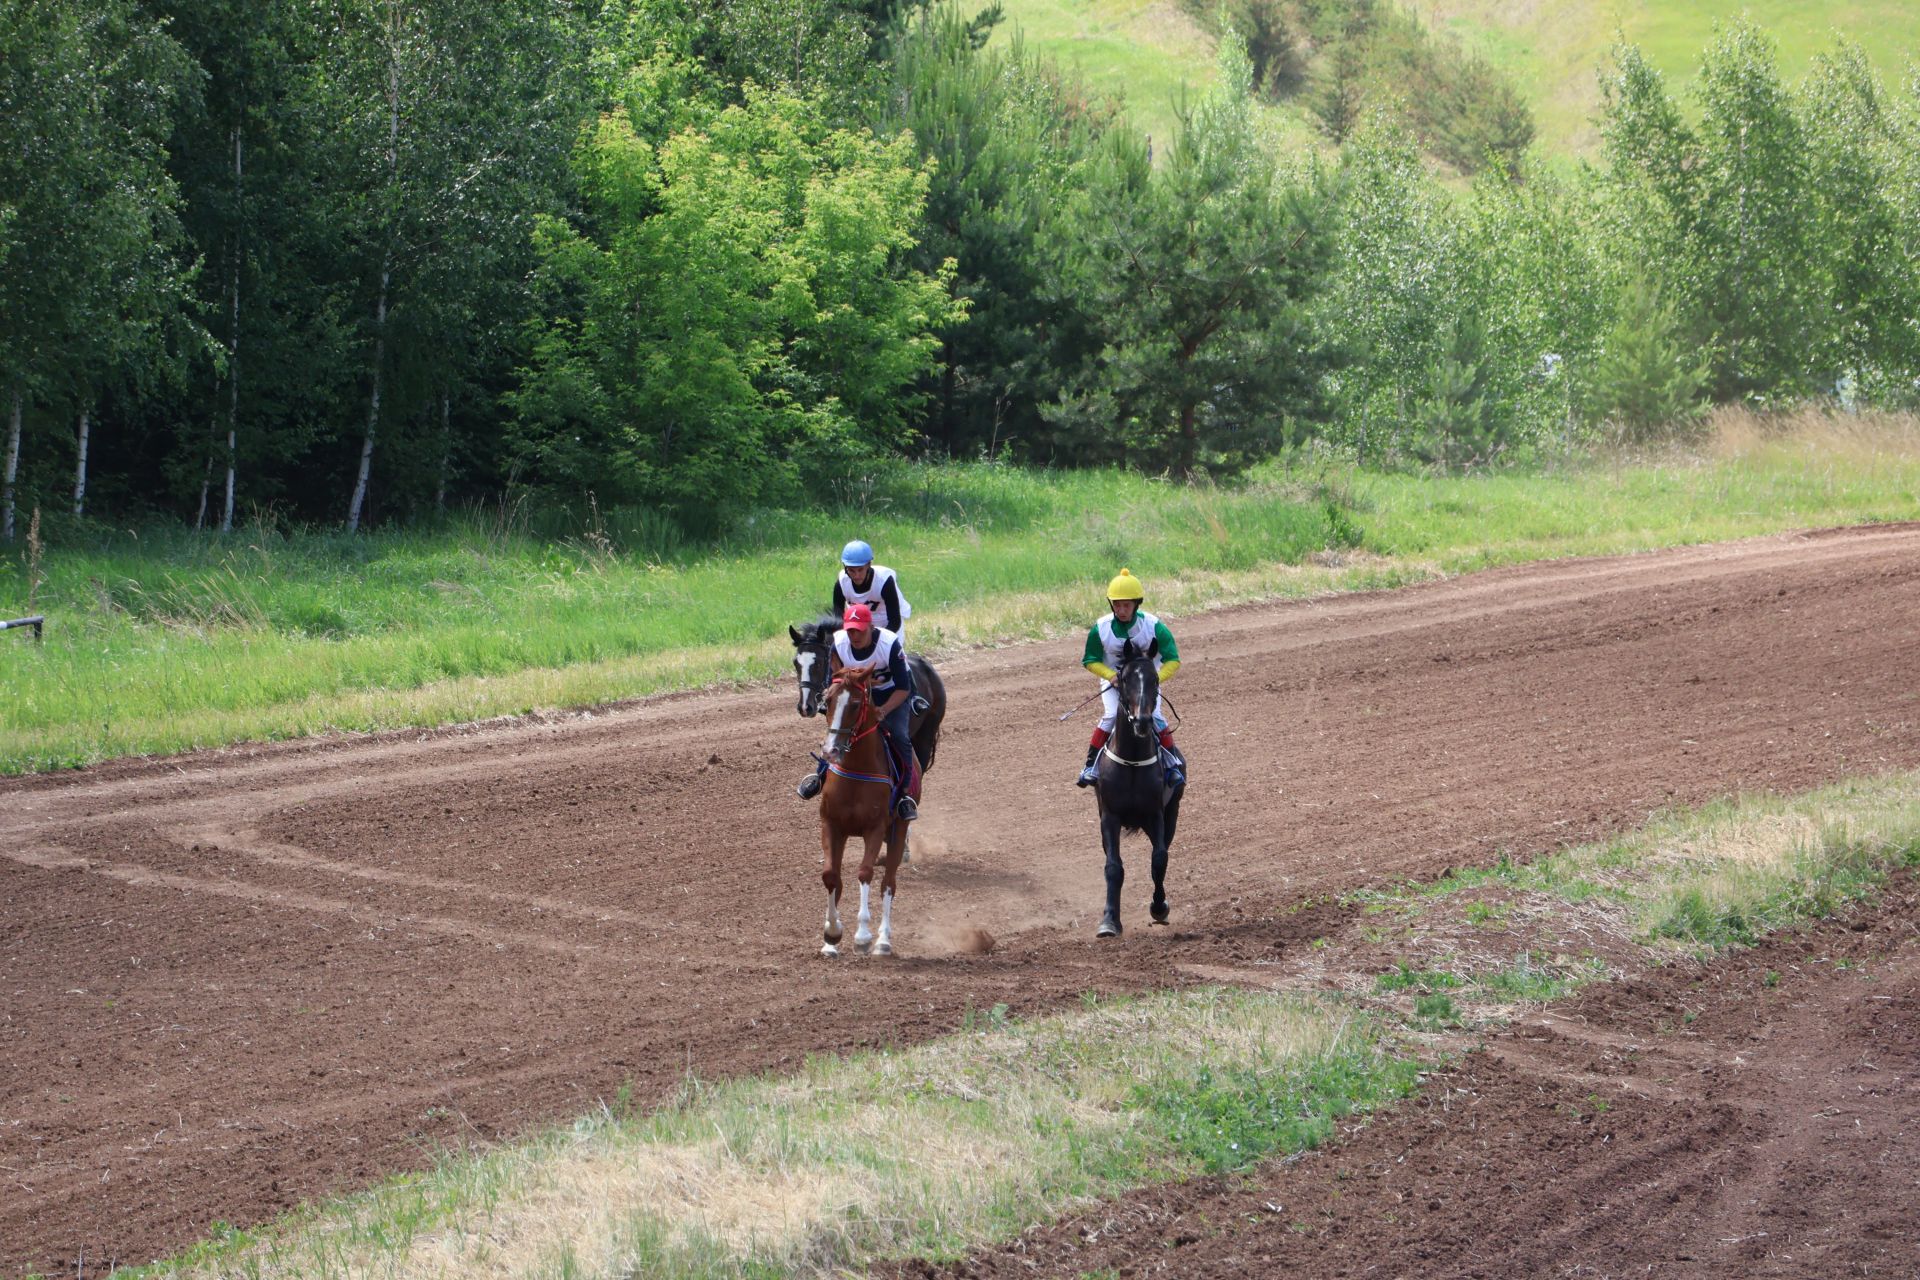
{"left": 1084, "top": 610, "right": 1177, "bottom": 677}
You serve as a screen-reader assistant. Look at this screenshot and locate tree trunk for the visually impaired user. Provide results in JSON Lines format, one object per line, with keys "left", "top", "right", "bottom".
{"left": 347, "top": 46, "right": 400, "bottom": 535}
{"left": 345, "top": 274, "right": 385, "bottom": 534}
{"left": 1175, "top": 399, "right": 1197, "bottom": 478}
{"left": 195, "top": 430, "right": 214, "bottom": 529}
{"left": 222, "top": 124, "right": 242, "bottom": 534}
{"left": 2, "top": 387, "right": 20, "bottom": 542}
{"left": 435, "top": 390, "right": 450, "bottom": 513}
{"left": 72, "top": 404, "right": 91, "bottom": 517}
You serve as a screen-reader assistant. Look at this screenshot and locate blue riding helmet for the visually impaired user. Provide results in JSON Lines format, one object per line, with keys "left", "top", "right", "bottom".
{"left": 841, "top": 539, "right": 874, "bottom": 568}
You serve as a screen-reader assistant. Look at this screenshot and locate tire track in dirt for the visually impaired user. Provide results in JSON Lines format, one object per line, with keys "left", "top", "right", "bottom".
{"left": 891, "top": 876, "right": 1920, "bottom": 1280}
{"left": 4, "top": 525, "right": 1920, "bottom": 1274}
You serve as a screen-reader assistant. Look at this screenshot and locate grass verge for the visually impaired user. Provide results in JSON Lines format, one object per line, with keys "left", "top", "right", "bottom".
{"left": 4, "top": 408, "right": 1918, "bottom": 774}
{"left": 1340, "top": 771, "right": 1920, "bottom": 1028}
{"left": 115, "top": 991, "right": 1413, "bottom": 1280}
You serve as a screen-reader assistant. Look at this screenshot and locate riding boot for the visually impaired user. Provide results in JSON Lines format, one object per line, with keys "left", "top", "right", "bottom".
{"left": 1076, "top": 742, "right": 1100, "bottom": 788}
{"left": 1157, "top": 731, "right": 1186, "bottom": 788}
{"left": 796, "top": 757, "right": 826, "bottom": 800}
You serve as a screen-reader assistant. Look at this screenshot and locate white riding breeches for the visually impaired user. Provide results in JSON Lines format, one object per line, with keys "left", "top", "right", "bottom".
{"left": 1097, "top": 685, "right": 1168, "bottom": 733}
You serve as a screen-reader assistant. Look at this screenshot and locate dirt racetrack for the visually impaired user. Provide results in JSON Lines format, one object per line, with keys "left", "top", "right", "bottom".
{"left": 5, "top": 525, "right": 1920, "bottom": 1274}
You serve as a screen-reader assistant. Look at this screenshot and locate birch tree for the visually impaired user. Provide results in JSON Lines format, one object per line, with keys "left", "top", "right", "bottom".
{"left": 306, "top": 0, "right": 583, "bottom": 532}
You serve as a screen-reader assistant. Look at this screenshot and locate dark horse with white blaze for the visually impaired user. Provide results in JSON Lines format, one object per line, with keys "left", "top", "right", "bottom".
{"left": 788, "top": 615, "right": 946, "bottom": 773}
{"left": 1091, "top": 641, "right": 1183, "bottom": 937}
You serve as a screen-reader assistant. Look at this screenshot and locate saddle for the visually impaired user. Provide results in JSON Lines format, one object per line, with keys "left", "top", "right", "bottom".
{"left": 887, "top": 737, "right": 924, "bottom": 805}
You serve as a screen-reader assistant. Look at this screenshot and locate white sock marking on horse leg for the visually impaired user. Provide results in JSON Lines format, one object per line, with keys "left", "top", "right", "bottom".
{"left": 876, "top": 888, "right": 895, "bottom": 955}
{"left": 824, "top": 888, "right": 842, "bottom": 941}
{"left": 855, "top": 881, "right": 874, "bottom": 950}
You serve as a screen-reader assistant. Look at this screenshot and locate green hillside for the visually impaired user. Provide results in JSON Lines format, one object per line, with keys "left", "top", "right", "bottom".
{"left": 988, "top": 0, "right": 1320, "bottom": 153}
{"left": 1412, "top": 0, "right": 1919, "bottom": 152}
{"left": 993, "top": 0, "right": 1920, "bottom": 156}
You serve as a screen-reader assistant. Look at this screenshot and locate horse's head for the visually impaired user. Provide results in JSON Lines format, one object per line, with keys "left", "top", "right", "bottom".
{"left": 1115, "top": 645, "right": 1159, "bottom": 737}
{"left": 822, "top": 665, "right": 875, "bottom": 763}
{"left": 789, "top": 617, "right": 836, "bottom": 717}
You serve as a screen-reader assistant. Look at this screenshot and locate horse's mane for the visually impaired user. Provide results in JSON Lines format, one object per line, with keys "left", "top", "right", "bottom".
{"left": 793, "top": 614, "right": 839, "bottom": 646}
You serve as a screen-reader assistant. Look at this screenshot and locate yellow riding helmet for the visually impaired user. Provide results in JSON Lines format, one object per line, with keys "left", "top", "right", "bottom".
{"left": 1106, "top": 568, "right": 1146, "bottom": 602}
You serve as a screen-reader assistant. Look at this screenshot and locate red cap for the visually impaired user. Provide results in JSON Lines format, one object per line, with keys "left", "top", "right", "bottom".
{"left": 842, "top": 603, "right": 874, "bottom": 631}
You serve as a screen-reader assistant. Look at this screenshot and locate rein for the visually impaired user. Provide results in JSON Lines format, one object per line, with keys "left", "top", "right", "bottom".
{"left": 825, "top": 679, "right": 887, "bottom": 784}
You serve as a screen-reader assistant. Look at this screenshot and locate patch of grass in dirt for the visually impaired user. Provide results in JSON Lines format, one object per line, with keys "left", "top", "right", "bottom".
{"left": 1346, "top": 772, "right": 1920, "bottom": 1031}
{"left": 1135, "top": 1048, "right": 1423, "bottom": 1175}
{"left": 122, "top": 988, "right": 1413, "bottom": 1280}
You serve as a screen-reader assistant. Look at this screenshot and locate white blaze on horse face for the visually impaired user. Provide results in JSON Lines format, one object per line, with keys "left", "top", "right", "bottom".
{"left": 795, "top": 650, "right": 817, "bottom": 715}
{"left": 825, "top": 684, "right": 850, "bottom": 762}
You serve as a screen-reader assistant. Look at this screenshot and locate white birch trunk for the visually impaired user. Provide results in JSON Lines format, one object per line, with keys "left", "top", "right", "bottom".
{"left": 195, "top": 440, "right": 214, "bottom": 529}
{"left": 72, "top": 405, "right": 90, "bottom": 517}
{"left": 347, "top": 38, "right": 400, "bottom": 534}
{"left": 435, "top": 390, "right": 450, "bottom": 513}
{"left": 222, "top": 125, "right": 242, "bottom": 533}
{"left": 3, "top": 387, "right": 20, "bottom": 541}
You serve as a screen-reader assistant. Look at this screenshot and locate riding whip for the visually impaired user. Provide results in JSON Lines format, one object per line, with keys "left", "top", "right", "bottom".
{"left": 1057, "top": 688, "right": 1105, "bottom": 721}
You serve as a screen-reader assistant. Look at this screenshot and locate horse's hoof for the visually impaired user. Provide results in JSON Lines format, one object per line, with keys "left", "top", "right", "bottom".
{"left": 1150, "top": 901, "right": 1170, "bottom": 924}
{"left": 854, "top": 936, "right": 873, "bottom": 955}
{"left": 821, "top": 943, "right": 840, "bottom": 959}
{"left": 875, "top": 940, "right": 893, "bottom": 957}
{"left": 1096, "top": 915, "right": 1122, "bottom": 939}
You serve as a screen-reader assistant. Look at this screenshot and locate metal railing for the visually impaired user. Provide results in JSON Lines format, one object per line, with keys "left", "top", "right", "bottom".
{"left": 2, "top": 614, "right": 44, "bottom": 642}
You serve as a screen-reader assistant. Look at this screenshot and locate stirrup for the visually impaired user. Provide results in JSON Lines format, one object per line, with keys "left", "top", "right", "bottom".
{"left": 1161, "top": 748, "right": 1185, "bottom": 787}
{"left": 796, "top": 771, "right": 822, "bottom": 800}
{"left": 909, "top": 694, "right": 930, "bottom": 715}
{"left": 1076, "top": 763, "right": 1098, "bottom": 787}
{"left": 895, "top": 794, "right": 919, "bottom": 821}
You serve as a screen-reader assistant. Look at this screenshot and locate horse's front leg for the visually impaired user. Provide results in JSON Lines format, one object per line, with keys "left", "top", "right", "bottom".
{"left": 1148, "top": 812, "right": 1171, "bottom": 925}
{"left": 1097, "top": 811, "right": 1125, "bottom": 938}
{"left": 820, "top": 824, "right": 847, "bottom": 958}
{"left": 874, "top": 823, "right": 904, "bottom": 956}
{"left": 853, "top": 824, "right": 884, "bottom": 954}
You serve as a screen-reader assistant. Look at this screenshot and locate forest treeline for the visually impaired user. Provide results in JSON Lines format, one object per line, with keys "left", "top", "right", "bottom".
{"left": 4, "top": 0, "right": 1920, "bottom": 538}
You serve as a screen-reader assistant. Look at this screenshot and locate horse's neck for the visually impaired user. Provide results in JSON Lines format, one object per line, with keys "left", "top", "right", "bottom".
{"left": 838, "top": 694, "right": 888, "bottom": 772}
{"left": 1110, "top": 717, "right": 1157, "bottom": 754}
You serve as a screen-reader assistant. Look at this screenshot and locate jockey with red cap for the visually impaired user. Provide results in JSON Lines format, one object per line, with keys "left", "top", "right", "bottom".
{"left": 795, "top": 601, "right": 920, "bottom": 819}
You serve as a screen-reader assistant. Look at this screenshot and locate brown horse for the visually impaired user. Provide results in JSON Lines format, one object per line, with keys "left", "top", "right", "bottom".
{"left": 816, "top": 666, "right": 914, "bottom": 957}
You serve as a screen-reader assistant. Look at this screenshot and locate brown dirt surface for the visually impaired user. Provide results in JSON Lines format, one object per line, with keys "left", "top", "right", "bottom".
{"left": 4, "top": 525, "right": 1920, "bottom": 1275}
{"left": 885, "top": 874, "right": 1920, "bottom": 1280}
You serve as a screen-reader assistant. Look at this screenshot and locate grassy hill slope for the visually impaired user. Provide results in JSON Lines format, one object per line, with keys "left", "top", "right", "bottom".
{"left": 993, "top": 0, "right": 1919, "bottom": 157}
{"left": 1412, "top": 0, "right": 1919, "bottom": 153}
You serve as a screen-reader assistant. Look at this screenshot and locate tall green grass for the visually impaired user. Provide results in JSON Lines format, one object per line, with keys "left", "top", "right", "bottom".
{"left": 3, "top": 416, "right": 1917, "bottom": 773}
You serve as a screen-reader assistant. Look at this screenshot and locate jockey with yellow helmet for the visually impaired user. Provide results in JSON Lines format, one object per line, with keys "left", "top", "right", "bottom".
{"left": 1077, "top": 568, "right": 1185, "bottom": 787}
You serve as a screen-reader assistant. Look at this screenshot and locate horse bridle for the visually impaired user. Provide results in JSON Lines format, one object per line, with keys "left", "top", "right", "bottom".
{"left": 1104, "top": 657, "right": 1161, "bottom": 767}
{"left": 822, "top": 672, "right": 878, "bottom": 763}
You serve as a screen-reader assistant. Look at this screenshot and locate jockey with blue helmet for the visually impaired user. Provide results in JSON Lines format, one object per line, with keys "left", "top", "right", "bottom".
{"left": 831, "top": 539, "right": 911, "bottom": 637}
{"left": 794, "top": 601, "right": 919, "bottom": 819}
{"left": 1077, "top": 568, "right": 1185, "bottom": 788}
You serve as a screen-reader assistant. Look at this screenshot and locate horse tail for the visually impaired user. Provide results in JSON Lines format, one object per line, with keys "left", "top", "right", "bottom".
{"left": 906, "top": 654, "right": 946, "bottom": 772}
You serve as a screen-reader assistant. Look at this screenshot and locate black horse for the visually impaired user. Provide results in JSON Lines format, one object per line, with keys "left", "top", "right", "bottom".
{"left": 1091, "top": 642, "right": 1183, "bottom": 937}
{"left": 788, "top": 615, "right": 946, "bottom": 772}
